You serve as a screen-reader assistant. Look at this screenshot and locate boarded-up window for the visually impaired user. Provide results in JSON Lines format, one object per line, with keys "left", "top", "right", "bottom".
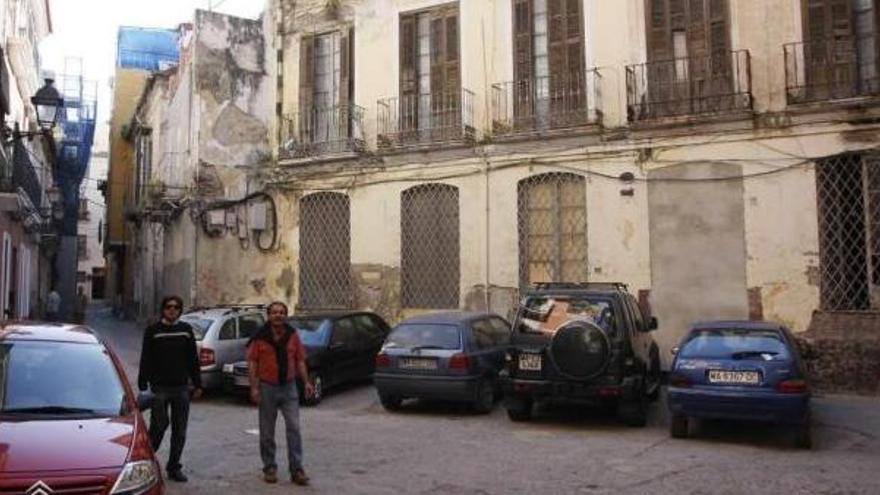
{"left": 401, "top": 184, "right": 460, "bottom": 308}
{"left": 518, "top": 173, "right": 587, "bottom": 289}
{"left": 512, "top": 0, "right": 585, "bottom": 126}
{"left": 299, "top": 192, "right": 352, "bottom": 309}
{"left": 816, "top": 152, "right": 880, "bottom": 311}
{"left": 399, "top": 5, "right": 460, "bottom": 134}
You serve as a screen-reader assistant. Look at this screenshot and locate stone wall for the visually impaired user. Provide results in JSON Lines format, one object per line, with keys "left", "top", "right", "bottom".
{"left": 798, "top": 312, "right": 880, "bottom": 395}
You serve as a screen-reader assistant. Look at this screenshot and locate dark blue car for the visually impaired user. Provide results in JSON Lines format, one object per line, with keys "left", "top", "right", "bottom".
{"left": 667, "top": 320, "right": 811, "bottom": 448}
{"left": 374, "top": 312, "right": 511, "bottom": 413}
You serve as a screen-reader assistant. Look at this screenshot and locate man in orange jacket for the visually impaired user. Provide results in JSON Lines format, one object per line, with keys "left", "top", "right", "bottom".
{"left": 246, "top": 301, "right": 315, "bottom": 486}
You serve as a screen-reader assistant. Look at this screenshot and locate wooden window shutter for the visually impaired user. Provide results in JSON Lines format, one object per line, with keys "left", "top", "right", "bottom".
{"left": 299, "top": 35, "right": 315, "bottom": 141}
{"left": 548, "top": 0, "right": 567, "bottom": 97}
{"left": 565, "top": 0, "right": 585, "bottom": 108}
{"left": 445, "top": 10, "right": 461, "bottom": 124}
{"left": 399, "top": 13, "right": 418, "bottom": 129}
{"left": 340, "top": 29, "right": 352, "bottom": 106}
{"left": 513, "top": 0, "right": 533, "bottom": 86}
{"left": 647, "top": 0, "right": 672, "bottom": 62}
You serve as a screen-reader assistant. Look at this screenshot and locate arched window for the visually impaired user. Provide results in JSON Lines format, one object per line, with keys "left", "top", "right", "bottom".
{"left": 518, "top": 172, "right": 587, "bottom": 289}
{"left": 401, "top": 183, "right": 460, "bottom": 308}
{"left": 299, "top": 192, "right": 351, "bottom": 308}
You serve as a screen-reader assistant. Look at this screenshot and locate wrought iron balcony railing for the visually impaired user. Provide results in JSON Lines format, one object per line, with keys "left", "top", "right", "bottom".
{"left": 279, "top": 103, "right": 365, "bottom": 160}
{"left": 491, "top": 69, "right": 603, "bottom": 137}
{"left": 626, "top": 50, "right": 752, "bottom": 122}
{"left": 785, "top": 35, "right": 880, "bottom": 105}
{"left": 377, "top": 89, "right": 475, "bottom": 149}
{"left": 1, "top": 142, "right": 43, "bottom": 210}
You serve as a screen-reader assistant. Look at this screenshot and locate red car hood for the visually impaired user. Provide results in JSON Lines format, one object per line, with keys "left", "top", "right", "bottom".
{"left": 0, "top": 415, "right": 135, "bottom": 473}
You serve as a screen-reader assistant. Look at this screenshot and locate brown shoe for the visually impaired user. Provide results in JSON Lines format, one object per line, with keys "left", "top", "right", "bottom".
{"left": 291, "top": 469, "right": 309, "bottom": 486}
{"left": 264, "top": 469, "right": 278, "bottom": 484}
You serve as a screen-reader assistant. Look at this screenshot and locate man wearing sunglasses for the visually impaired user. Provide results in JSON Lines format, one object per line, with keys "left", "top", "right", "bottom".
{"left": 137, "top": 295, "right": 202, "bottom": 483}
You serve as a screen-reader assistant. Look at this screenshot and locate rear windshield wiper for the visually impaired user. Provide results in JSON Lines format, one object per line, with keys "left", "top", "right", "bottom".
{"left": 1, "top": 406, "right": 99, "bottom": 415}
{"left": 731, "top": 350, "right": 779, "bottom": 360}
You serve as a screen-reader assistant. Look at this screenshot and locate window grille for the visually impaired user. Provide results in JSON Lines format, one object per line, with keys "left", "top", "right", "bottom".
{"left": 401, "top": 183, "right": 460, "bottom": 309}
{"left": 816, "top": 152, "right": 880, "bottom": 311}
{"left": 518, "top": 172, "right": 588, "bottom": 290}
{"left": 298, "top": 192, "right": 352, "bottom": 309}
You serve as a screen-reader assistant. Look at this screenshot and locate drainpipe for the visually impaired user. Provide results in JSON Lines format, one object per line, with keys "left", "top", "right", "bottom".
{"left": 481, "top": 147, "right": 491, "bottom": 312}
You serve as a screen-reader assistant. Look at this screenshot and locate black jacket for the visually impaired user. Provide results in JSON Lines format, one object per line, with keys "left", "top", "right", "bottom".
{"left": 138, "top": 320, "right": 202, "bottom": 391}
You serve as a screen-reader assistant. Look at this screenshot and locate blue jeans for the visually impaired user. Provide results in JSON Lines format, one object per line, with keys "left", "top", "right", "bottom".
{"left": 258, "top": 382, "right": 304, "bottom": 474}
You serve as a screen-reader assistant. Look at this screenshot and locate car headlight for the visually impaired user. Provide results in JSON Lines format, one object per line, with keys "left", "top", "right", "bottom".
{"left": 110, "top": 460, "right": 159, "bottom": 494}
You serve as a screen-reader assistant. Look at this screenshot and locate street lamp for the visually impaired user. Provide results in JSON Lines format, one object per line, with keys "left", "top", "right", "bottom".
{"left": 2, "top": 78, "right": 64, "bottom": 144}
{"left": 30, "top": 78, "right": 64, "bottom": 132}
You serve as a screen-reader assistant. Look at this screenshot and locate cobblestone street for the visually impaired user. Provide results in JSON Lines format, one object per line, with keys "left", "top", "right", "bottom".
{"left": 87, "top": 304, "right": 880, "bottom": 495}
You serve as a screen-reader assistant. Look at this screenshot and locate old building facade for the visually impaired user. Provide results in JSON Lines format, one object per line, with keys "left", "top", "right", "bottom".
{"left": 0, "top": 0, "right": 56, "bottom": 319}
{"left": 118, "top": 0, "right": 880, "bottom": 388}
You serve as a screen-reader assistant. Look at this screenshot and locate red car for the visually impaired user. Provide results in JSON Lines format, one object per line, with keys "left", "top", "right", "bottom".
{"left": 0, "top": 323, "right": 163, "bottom": 494}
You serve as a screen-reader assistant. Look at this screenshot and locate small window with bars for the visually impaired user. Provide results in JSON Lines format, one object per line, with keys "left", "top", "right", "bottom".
{"left": 77, "top": 235, "right": 88, "bottom": 260}
{"left": 298, "top": 192, "right": 352, "bottom": 309}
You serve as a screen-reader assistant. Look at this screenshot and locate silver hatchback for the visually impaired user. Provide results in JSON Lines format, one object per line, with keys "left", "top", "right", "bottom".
{"left": 179, "top": 305, "right": 266, "bottom": 390}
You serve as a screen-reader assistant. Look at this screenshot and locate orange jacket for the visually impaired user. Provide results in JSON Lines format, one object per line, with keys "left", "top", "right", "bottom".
{"left": 246, "top": 325, "right": 306, "bottom": 386}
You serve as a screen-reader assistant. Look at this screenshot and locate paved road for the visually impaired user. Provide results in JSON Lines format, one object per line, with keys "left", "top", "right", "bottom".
{"left": 88, "top": 304, "right": 880, "bottom": 495}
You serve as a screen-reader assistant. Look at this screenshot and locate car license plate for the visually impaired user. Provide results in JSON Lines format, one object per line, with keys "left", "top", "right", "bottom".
{"left": 222, "top": 363, "right": 234, "bottom": 374}
{"left": 399, "top": 358, "right": 438, "bottom": 370}
{"left": 708, "top": 370, "right": 760, "bottom": 385}
{"left": 518, "top": 353, "right": 542, "bottom": 371}
{"left": 234, "top": 375, "right": 250, "bottom": 387}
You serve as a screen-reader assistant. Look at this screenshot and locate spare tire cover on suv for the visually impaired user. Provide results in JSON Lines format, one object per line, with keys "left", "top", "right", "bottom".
{"left": 549, "top": 319, "right": 610, "bottom": 378}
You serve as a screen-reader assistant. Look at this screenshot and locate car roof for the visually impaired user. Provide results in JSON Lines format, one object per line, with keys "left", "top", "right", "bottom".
{"left": 690, "top": 320, "right": 786, "bottom": 332}
{"left": 398, "top": 311, "right": 494, "bottom": 325}
{"left": 0, "top": 322, "right": 102, "bottom": 344}
{"left": 183, "top": 307, "right": 264, "bottom": 318}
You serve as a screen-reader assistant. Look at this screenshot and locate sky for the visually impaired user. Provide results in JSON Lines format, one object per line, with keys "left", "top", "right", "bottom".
{"left": 39, "top": 0, "right": 267, "bottom": 129}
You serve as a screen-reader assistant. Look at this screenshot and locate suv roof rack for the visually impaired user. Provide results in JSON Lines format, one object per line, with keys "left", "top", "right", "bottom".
{"left": 530, "top": 282, "right": 629, "bottom": 292}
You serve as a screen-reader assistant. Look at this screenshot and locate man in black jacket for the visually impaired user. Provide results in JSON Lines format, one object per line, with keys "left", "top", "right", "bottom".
{"left": 137, "top": 295, "right": 202, "bottom": 483}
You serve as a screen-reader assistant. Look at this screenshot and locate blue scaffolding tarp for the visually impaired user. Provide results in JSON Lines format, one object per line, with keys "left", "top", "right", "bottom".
{"left": 117, "top": 27, "right": 180, "bottom": 71}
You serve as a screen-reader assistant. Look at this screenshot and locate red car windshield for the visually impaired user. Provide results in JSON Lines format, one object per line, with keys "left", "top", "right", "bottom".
{"left": 0, "top": 341, "right": 126, "bottom": 417}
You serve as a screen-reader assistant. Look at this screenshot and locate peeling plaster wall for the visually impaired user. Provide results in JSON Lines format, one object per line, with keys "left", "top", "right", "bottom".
{"left": 257, "top": 0, "right": 879, "bottom": 364}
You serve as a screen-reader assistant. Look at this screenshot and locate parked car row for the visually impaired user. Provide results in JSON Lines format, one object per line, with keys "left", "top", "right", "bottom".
{"left": 196, "top": 291, "right": 812, "bottom": 450}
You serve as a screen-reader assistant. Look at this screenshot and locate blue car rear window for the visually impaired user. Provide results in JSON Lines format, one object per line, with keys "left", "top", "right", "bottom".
{"left": 385, "top": 324, "right": 462, "bottom": 350}
{"left": 679, "top": 329, "right": 791, "bottom": 360}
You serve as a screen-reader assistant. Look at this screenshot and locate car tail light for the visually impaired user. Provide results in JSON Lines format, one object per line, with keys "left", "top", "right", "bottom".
{"left": 669, "top": 373, "right": 691, "bottom": 388}
{"left": 776, "top": 379, "right": 808, "bottom": 394}
{"left": 375, "top": 353, "right": 391, "bottom": 368}
{"left": 199, "top": 348, "right": 215, "bottom": 367}
{"left": 449, "top": 353, "right": 470, "bottom": 370}
{"left": 599, "top": 386, "right": 621, "bottom": 396}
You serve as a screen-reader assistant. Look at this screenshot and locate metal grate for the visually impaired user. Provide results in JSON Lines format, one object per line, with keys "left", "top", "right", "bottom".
{"left": 298, "top": 192, "right": 352, "bottom": 309}
{"left": 626, "top": 50, "right": 753, "bottom": 121}
{"left": 518, "top": 173, "right": 587, "bottom": 290}
{"left": 816, "top": 152, "right": 880, "bottom": 311}
{"left": 279, "top": 103, "right": 365, "bottom": 159}
{"left": 401, "top": 183, "right": 460, "bottom": 309}
{"left": 492, "top": 69, "right": 603, "bottom": 136}
{"left": 785, "top": 35, "right": 880, "bottom": 105}
{"left": 377, "top": 90, "right": 475, "bottom": 149}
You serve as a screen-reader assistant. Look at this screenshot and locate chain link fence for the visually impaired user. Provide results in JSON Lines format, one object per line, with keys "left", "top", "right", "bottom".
{"left": 401, "top": 183, "right": 460, "bottom": 309}
{"left": 816, "top": 152, "right": 880, "bottom": 311}
{"left": 298, "top": 192, "right": 352, "bottom": 309}
{"left": 517, "top": 172, "right": 588, "bottom": 290}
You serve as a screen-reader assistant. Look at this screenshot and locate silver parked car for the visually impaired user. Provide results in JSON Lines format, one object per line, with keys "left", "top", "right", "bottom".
{"left": 179, "top": 305, "right": 266, "bottom": 390}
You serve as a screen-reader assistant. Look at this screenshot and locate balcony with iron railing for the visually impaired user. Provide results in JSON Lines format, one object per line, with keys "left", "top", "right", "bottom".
{"left": 784, "top": 35, "right": 880, "bottom": 105}
{"left": 377, "top": 89, "right": 475, "bottom": 150}
{"left": 279, "top": 103, "right": 365, "bottom": 160}
{"left": 1, "top": 142, "right": 44, "bottom": 211}
{"left": 626, "top": 50, "right": 753, "bottom": 123}
{"left": 491, "top": 69, "right": 603, "bottom": 138}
